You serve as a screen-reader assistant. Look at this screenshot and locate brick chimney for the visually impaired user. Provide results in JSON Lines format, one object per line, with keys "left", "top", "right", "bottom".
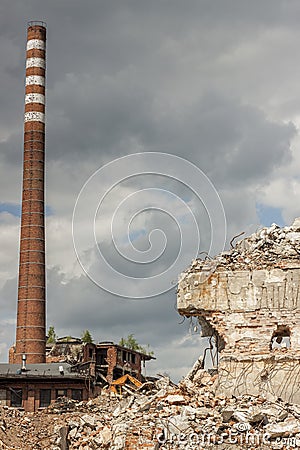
{"left": 14, "top": 22, "right": 47, "bottom": 364}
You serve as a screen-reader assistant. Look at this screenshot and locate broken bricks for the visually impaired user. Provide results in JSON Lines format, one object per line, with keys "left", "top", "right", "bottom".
{"left": 2, "top": 372, "right": 300, "bottom": 449}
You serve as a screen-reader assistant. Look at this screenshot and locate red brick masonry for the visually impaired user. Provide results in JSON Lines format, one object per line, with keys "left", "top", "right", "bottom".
{"left": 14, "top": 24, "right": 47, "bottom": 364}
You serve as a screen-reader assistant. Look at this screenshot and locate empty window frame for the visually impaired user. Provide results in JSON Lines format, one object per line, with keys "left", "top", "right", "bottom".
{"left": 11, "top": 388, "right": 22, "bottom": 407}
{"left": 40, "top": 389, "right": 51, "bottom": 407}
{"left": 56, "top": 389, "right": 67, "bottom": 398}
{"left": 71, "top": 389, "right": 82, "bottom": 401}
{"left": 96, "top": 349, "right": 108, "bottom": 365}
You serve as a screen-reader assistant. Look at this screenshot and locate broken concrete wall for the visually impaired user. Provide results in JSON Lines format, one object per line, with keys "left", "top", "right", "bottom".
{"left": 178, "top": 219, "right": 300, "bottom": 403}
{"left": 218, "top": 354, "right": 300, "bottom": 402}
{"left": 178, "top": 267, "right": 300, "bottom": 354}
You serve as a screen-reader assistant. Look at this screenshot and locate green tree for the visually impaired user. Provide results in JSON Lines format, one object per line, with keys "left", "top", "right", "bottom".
{"left": 81, "top": 329, "right": 93, "bottom": 343}
{"left": 119, "top": 334, "right": 154, "bottom": 356}
{"left": 47, "top": 326, "right": 56, "bottom": 344}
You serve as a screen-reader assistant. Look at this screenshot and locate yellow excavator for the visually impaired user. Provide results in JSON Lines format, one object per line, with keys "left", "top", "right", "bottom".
{"left": 110, "top": 374, "right": 142, "bottom": 396}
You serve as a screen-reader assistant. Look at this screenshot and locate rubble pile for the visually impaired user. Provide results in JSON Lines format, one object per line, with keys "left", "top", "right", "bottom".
{"left": 188, "top": 218, "right": 300, "bottom": 273}
{"left": 47, "top": 395, "right": 119, "bottom": 415}
{"left": 0, "top": 406, "right": 67, "bottom": 450}
{"left": 2, "top": 364, "right": 300, "bottom": 449}
{"left": 61, "top": 366, "right": 300, "bottom": 449}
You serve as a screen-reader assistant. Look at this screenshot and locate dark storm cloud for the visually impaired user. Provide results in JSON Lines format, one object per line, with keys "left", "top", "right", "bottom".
{"left": 46, "top": 267, "right": 181, "bottom": 348}
{"left": 1, "top": 0, "right": 300, "bottom": 378}
{"left": 1, "top": 0, "right": 299, "bottom": 167}
{"left": 45, "top": 267, "right": 218, "bottom": 379}
{"left": 46, "top": 77, "right": 296, "bottom": 180}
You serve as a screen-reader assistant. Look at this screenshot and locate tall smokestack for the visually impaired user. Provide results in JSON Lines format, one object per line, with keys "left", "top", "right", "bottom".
{"left": 15, "top": 21, "right": 47, "bottom": 364}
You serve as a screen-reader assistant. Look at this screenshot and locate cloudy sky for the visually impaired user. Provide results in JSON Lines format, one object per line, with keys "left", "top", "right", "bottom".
{"left": 1, "top": 0, "right": 300, "bottom": 381}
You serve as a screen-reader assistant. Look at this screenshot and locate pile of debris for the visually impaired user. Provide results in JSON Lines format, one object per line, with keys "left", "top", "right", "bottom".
{"left": 0, "top": 406, "right": 67, "bottom": 450}
{"left": 187, "top": 218, "right": 300, "bottom": 273}
{"left": 61, "top": 361, "right": 300, "bottom": 449}
{"left": 2, "top": 359, "right": 300, "bottom": 449}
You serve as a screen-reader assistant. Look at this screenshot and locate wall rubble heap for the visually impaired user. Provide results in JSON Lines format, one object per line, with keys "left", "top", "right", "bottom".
{"left": 178, "top": 218, "right": 300, "bottom": 403}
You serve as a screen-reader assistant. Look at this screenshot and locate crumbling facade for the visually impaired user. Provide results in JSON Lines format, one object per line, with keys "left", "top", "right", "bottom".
{"left": 46, "top": 338, "right": 154, "bottom": 385}
{"left": 93, "top": 342, "right": 153, "bottom": 384}
{"left": 178, "top": 218, "right": 300, "bottom": 403}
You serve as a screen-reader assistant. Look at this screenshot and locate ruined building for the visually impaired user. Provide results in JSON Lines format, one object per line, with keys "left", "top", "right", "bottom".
{"left": 178, "top": 218, "right": 300, "bottom": 403}
{"left": 0, "top": 363, "right": 89, "bottom": 411}
{"left": 1, "top": 23, "right": 154, "bottom": 411}
{"left": 46, "top": 338, "right": 154, "bottom": 384}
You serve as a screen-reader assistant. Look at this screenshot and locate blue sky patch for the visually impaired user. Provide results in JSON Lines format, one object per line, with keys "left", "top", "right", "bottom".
{"left": 256, "top": 203, "right": 285, "bottom": 227}
{"left": 0, "top": 203, "right": 21, "bottom": 217}
{"left": 0, "top": 202, "right": 53, "bottom": 217}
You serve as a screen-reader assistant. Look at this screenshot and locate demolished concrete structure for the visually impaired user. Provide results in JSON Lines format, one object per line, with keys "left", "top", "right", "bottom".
{"left": 3, "top": 369, "right": 300, "bottom": 449}
{"left": 178, "top": 218, "right": 300, "bottom": 404}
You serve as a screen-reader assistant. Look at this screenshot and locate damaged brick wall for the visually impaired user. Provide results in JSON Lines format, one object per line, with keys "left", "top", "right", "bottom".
{"left": 178, "top": 218, "right": 300, "bottom": 403}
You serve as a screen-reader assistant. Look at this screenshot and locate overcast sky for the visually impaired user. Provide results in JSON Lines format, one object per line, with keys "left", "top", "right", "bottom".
{"left": 1, "top": 0, "right": 300, "bottom": 381}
